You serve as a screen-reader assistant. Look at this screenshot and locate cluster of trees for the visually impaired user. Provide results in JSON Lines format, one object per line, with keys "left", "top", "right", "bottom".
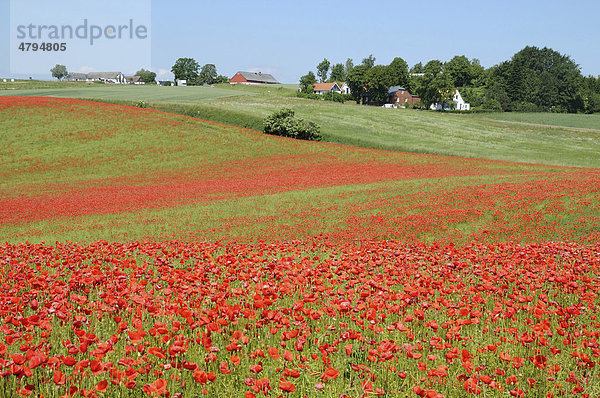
{"left": 300, "top": 55, "right": 412, "bottom": 104}
{"left": 466, "top": 46, "right": 599, "bottom": 113}
{"left": 171, "top": 58, "right": 229, "bottom": 85}
{"left": 299, "top": 46, "right": 600, "bottom": 113}
{"left": 135, "top": 69, "right": 157, "bottom": 83}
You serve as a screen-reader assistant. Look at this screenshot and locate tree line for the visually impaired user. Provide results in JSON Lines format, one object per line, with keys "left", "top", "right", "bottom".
{"left": 299, "top": 46, "right": 600, "bottom": 113}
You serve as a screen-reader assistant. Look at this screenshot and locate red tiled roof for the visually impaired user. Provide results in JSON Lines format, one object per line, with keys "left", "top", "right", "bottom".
{"left": 312, "top": 82, "right": 336, "bottom": 91}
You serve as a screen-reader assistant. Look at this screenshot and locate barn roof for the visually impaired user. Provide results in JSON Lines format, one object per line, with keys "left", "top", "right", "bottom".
{"left": 235, "top": 71, "right": 280, "bottom": 84}
{"left": 86, "top": 72, "right": 123, "bottom": 79}
{"left": 388, "top": 86, "right": 407, "bottom": 94}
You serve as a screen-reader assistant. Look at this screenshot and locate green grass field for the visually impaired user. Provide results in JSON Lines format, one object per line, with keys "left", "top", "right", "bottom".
{"left": 0, "top": 79, "right": 107, "bottom": 90}
{"left": 1, "top": 84, "right": 251, "bottom": 102}
{"left": 2, "top": 82, "right": 599, "bottom": 168}
{"left": 479, "top": 112, "right": 600, "bottom": 130}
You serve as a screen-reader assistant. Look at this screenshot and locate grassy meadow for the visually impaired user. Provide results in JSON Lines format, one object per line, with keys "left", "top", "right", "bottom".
{"left": 3, "top": 82, "right": 599, "bottom": 168}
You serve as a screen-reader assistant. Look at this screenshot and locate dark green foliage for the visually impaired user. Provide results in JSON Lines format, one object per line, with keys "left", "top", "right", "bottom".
{"left": 346, "top": 65, "right": 369, "bottom": 104}
{"left": 388, "top": 57, "right": 410, "bottom": 89}
{"left": 135, "top": 69, "right": 157, "bottom": 83}
{"left": 317, "top": 59, "right": 330, "bottom": 83}
{"left": 365, "top": 65, "right": 394, "bottom": 104}
{"left": 410, "top": 62, "right": 424, "bottom": 74}
{"left": 444, "top": 55, "right": 482, "bottom": 87}
{"left": 329, "top": 63, "right": 345, "bottom": 82}
{"left": 263, "top": 108, "right": 322, "bottom": 141}
{"left": 487, "top": 46, "right": 583, "bottom": 112}
{"left": 415, "top": 60, "right": 454, "bottom": 109}
{"left": 299, "top": 71, "right": 317, "bottom": 93}
{"left": 197, "top": 64, "right": 218, "bottom": 85}
{"left": 361, "top": 54, "right": 376, "bottom": 69}
{"left": 215, "top": 75, "right": 230, "bottom": 84}
{"left": 296, "top": 91, "right": 346, "bottom": 103}
{"left": 171, "top": 58, "right": 200, "bottom": 83}
{"left": 580, "top": 75, "right": 600, "bottom": 114}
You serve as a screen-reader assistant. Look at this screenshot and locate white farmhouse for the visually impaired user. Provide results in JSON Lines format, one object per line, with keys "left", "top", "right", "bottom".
{"left": 430, "top": 90, "right": 470, "bottom": 111}
{"left": 452, "top": 90, "right": 470, "bottom": 111}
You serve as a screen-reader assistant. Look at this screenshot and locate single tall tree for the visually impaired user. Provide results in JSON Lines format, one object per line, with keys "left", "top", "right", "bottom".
{"left": 388, "top": 57, "right": 410, "bottom": 89}
{"left": 329, "top": 63, "right": 345, "bottom": 82}
{"left": 317, "top": 58, "right": 330, "bottom": 83}
{"left": 50, "top": 64, "right": 68, "bottom": 81}
{"left": 344, "top": 58, "right": 354, "bottom": 77}
{"left": 346, "top": 65, "right": 369, "bottom": 104}
{"left": 365, "top": 65, "right": 394, "bottom": 104}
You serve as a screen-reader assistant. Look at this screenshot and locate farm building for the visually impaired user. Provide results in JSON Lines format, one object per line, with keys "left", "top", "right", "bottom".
{"left": 66, "top": 72, "right": 126, "bottom": 84}
{"left": 430, "top": 90, "right": 470, "bottom": 111}
{"left": 338, "top": 82, "right": 350, "bottom": 94}
{"left": 125, "top": 76, "right": 144, "bottom": 84}
{"left": 313, "top": 82, "right": 350, "bottom": 95}
{"left": 86, "top": 72, "right": 126, "bottom": 84}
{"left": 313, "top": 82, "right": 341, "bottom": 95}
{"left": 388, "top": 86, "right": 420, "bottom": 105}
{"left": 65, "top": 73, "right": 88, "bottom": 82}
{"left": 230, "top": 71, "right": 280, "bottom": 84}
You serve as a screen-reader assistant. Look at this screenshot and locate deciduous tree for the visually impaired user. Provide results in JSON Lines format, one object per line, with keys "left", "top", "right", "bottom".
{"left": 135, "top": 68, "right": 157, "bottom": 83}
{"left": 50, "top": 64, "right": 68, "bottom": 81}
{"left": 365, "top": 65, "right": 394, "bottom": 104}
{"left": 416, "top": 60, "right": 454, "bottom": 109}
{"left": 198, "top": 64, "right": 218, "bottom": 85}
{"left": 361, "top": 54, "right": 376, "bottom": 69}
{"left": 317, "top": 59, "right": 330, "bottom": 83}
{"left": 329, "top": 63, "right": 345, "bottom": 82}
{"left": 171, "top": 58, "right": 200, "bottom": 83}
{"left": 299, "top": 71, "right": 317, "bottom": 93}
{"left": 346, "top": 65, "right": 369, "bottom": 104}
{"left": 388, "top": 57, "right": 410, "bottom": 89}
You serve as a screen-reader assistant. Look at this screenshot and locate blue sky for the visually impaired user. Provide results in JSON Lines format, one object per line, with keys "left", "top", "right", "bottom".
{"left": 2, "top": 0, "right": 599, "bottom": 82}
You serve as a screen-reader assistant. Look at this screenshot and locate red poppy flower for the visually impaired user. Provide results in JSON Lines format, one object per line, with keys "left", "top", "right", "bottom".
{"left": 321, "top": 367, "right": 339, "bottom": 381}
{"left": 279, "top": 379, "right": 296, "bottom": 393}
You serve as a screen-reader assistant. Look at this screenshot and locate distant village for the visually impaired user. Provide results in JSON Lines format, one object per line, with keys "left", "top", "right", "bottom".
{"left": 64, "top": 70, "right": 470, "bottom": 111}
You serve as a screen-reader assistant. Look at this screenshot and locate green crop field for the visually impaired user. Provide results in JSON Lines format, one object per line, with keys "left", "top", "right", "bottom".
{"left": 0, "top": 84, "right": 251, "bottom": 102}
{"left": 477, "top": 111, "right": 600, "bottom": 130}
{"left": 4, "top": 82, "right": 599, "bottom": 168}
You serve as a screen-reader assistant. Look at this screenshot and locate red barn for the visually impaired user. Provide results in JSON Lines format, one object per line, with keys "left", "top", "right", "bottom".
{"left": 230, "top": 71, "right": 280, "bottom": 84}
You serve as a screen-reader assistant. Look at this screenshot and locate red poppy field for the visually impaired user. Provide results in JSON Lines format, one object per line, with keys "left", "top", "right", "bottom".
{"left": 1, "top": 96, "right": 600, "bottom": 397}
